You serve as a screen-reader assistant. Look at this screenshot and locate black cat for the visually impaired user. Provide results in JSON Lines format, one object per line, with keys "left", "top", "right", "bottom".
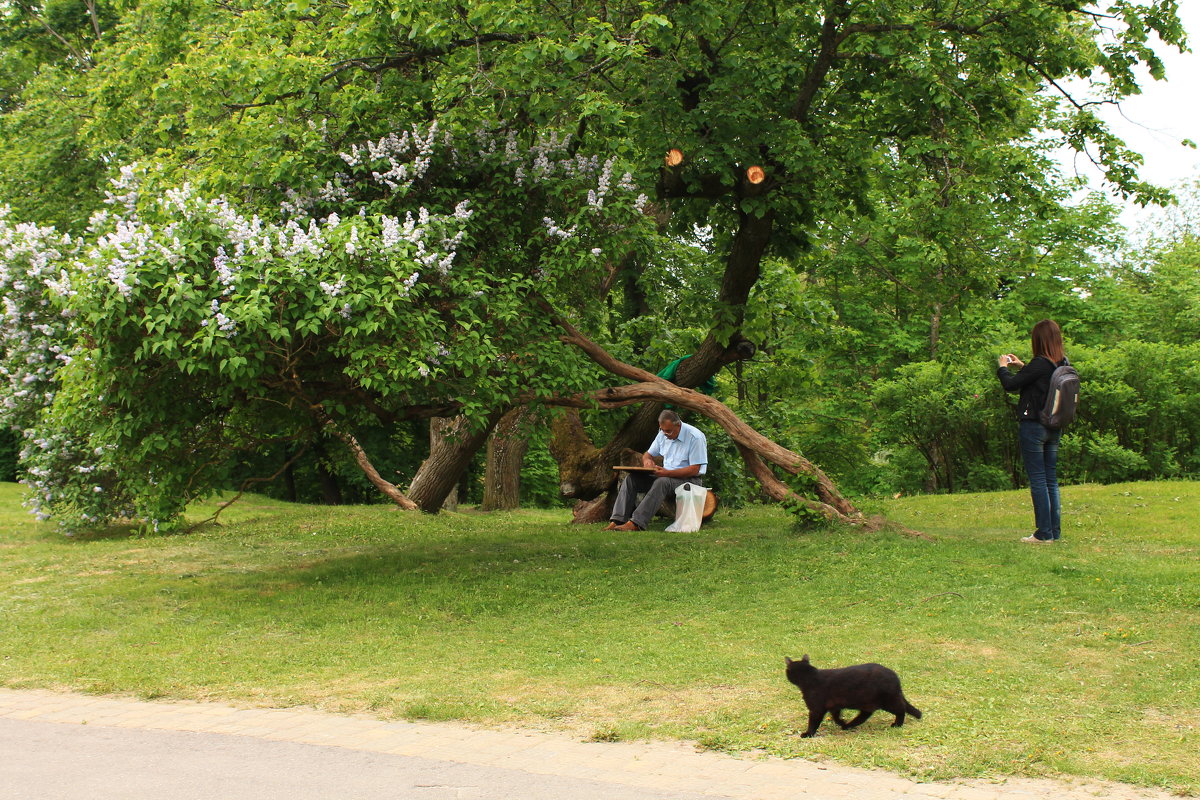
{"left": 785, "top": 654, "right": 922, "bottom": 737}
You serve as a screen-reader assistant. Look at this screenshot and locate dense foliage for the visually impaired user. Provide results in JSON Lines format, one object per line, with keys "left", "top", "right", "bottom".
{"left": 0, "top": 0, "right": 1193, "bottom": 529}
{"left": 729, "top": 199, "right": 1200, "bottom": 496}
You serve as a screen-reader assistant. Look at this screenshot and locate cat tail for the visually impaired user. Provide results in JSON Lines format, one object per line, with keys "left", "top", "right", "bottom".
{"left": 905, "top": 701, "right": 922, "bottom": 720}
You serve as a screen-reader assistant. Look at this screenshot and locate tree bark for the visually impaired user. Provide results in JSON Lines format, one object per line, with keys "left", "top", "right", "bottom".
{"left": 482, "top": 407, "right": 531, "bottom": 511}
{"left": 311, "top": 439, "right": 344, "bottom": 505}
{"left": 282, "top": 446, "right": 298, "bottom": 503}
{"left": 408, "top": 412, "right": 503, "bottom": 512}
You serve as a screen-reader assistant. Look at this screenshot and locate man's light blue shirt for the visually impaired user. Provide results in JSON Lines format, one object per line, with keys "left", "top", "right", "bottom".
{"left": 648, "top": 422, "right": 708, "bottom": 474}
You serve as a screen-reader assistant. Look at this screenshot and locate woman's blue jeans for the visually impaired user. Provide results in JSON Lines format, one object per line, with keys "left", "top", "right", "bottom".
{"left": 1019, "top": 421, "right": 1063, "bottom": 540}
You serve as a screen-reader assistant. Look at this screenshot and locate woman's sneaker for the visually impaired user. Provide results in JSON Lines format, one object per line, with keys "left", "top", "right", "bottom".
{"left": 1020, "top": 534, "right": 1052, "bottom": 543}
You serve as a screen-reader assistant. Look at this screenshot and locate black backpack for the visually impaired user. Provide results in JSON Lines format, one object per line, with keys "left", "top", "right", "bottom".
{"left": 1039, "top": 358, "right": 1079, "bottom": 430}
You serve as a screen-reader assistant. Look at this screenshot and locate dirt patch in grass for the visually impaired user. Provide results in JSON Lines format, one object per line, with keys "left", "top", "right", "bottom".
{"left": 485, "top": 681, "right": 764, "bottom": 738}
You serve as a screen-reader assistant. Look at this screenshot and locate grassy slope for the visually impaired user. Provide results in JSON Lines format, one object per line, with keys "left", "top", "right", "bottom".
{"left": 0, "top": 481, "right": 1197, "bottom": 791}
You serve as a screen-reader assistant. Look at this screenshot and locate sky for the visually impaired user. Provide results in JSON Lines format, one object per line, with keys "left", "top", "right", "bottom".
{"left": 1058, "top": 3, "right": 1200, "bottom": 226}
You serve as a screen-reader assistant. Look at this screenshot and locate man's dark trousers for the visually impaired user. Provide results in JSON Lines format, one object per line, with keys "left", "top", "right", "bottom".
{"left": 611, "top": 473, "right": 703, "bottom": 530}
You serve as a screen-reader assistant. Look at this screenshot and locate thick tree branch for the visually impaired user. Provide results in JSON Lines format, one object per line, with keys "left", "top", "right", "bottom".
{"left": 735, "top": 443, "right": 840, "bottom": 522}
{"left": 791, "top": 0, "right": 851, "bottom": 123}
{"left": 310, "top": 406, "right": 419, "bottom": 510}
{"left": 321, "top": 33, "right": 535, "bottom": 80}
{"left": 15, "top": 1, "right": 92, "bottom": 66}
{"left": 225, "top": 33, "right": 535, "bottom": 111}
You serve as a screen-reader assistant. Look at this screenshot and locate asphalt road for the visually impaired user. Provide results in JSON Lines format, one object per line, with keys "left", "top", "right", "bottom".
{"left": 0, "top": 716, "right": 727, "bottom": 800}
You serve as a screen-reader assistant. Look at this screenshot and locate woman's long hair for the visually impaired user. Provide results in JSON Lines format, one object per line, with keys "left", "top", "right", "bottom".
{"left": 1030, "top": 319, "right": 1065, "bottom": 363}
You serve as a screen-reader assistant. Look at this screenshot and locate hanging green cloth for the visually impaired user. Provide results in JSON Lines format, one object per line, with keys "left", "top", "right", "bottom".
{"left": 656, "top": 355, "right": 717, "bottom": 395}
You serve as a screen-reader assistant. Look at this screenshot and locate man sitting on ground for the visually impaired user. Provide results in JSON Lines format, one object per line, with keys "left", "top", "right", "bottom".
{"left": 606, "top": 410, "right": 708, "bottom": 531}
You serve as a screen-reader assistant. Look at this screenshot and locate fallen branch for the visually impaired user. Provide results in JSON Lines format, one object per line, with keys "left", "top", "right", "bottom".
{"left": 544, "top": 312, "right": 863, "bottom": 524}
{"left": 184, "top": 443, "right": 310, "bottom": 533}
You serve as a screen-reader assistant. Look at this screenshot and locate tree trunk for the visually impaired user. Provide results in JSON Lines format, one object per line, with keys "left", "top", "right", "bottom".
{"left": 311, "top": 439, "right": 344, "bottom": 505}
{"left": 548, "top": 408, "right": 646, "bottom": 503}
{"left": 929, "top": 301, "right": 943, "bottom": 359}
{"left": 482, "top": 407, "right": 531, "bottom": 511}
{"left": 408, "top": 412, "right": 503, "bottom": 512}
{"left": 572, "top": 494, "right": 614, "bottom": 524}
{"left": 282, "top": 446, "right": 298, "bottom": 503}
{"left": 676, "top": 204, "right": 773, "bottom": 378}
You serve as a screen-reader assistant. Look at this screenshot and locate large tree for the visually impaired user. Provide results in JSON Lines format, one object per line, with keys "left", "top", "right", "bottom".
{"left": 0, "top": 0, "right": 1187, "bottom": 529}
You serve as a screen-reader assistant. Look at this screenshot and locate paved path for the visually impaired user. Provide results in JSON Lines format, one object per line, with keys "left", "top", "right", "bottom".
{"left": 0, "top": 689, "right": 1174, "bottom": 800}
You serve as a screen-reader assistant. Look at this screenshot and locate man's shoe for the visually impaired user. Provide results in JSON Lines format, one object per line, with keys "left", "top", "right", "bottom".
{"left": 615, "top": 521, "right": 642, "bottom": 531}
{"left": 1020, "top": 534, "right": 1051, "bottom": 543}
{"left": 603, "top": 521, "right": 619, "bottom": 531}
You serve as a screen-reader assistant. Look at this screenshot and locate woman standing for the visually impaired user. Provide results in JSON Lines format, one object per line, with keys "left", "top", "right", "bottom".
{"left": 997, "top": 319, "right": 1069, "bottom": 543}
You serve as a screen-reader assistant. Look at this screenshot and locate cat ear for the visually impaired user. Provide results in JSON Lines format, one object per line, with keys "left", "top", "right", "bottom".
{"left": 785, "top": 656, "right": 793, "bottom": 665}
{"left": 801, "top": 654, "right": 810, "bottom": 664}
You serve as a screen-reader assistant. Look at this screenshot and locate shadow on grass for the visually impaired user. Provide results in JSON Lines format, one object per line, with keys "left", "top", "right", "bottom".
{"left": 59, "top": 522, "right": 147, "bottom": 542}
{"left": 159, "top": 522, "right": 889, "bottom": 627}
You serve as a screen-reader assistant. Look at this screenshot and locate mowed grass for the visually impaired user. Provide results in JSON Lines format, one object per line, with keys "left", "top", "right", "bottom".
{"left": 1, "top": 480, "right": 1197, "bottom": 792}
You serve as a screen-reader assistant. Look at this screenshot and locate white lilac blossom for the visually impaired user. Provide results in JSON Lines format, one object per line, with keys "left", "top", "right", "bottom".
{"left": 543, "top": 217, "right": 576, "bottom": 240}
{"left": 103, "top": 163, "right": 142, "bottom": 216}
{"left": 213, "top": 246, "right": 236, "bottom": 292}
{"left": 344, "top": 122, "right": 442, "bottom": 191}
{"left": 380, "top": 215, "right": 403, "bottom": 249}
{"left": 320, "top": 276, "right": 347, "bottom": 297}
{"left": 206, "top": 298, "right": 237, "bottom": 335}
{"left": 588, "top": 157, "right": 615, "bottom": 210}
{"left": 0, "top": 208, "right": 80, "bottom": 429}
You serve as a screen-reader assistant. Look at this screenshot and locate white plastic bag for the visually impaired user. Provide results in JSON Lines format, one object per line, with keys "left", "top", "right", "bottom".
{"left": 665, "top": 482, "right": 708, "bottom": 532}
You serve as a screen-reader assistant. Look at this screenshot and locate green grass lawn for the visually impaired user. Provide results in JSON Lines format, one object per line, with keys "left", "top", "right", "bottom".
{"left": 1, "top": 480, "right": 1197, "bottom": 791}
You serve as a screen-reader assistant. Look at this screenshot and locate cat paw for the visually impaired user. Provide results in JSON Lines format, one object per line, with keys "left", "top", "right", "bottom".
{"left": 800, "top": 731, "right": 816, "bottom": 738}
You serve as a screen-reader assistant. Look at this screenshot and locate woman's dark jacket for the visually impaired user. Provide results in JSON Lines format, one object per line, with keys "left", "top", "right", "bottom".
{"left": 997, "top": 356, "right": 1065, "bottom": 423}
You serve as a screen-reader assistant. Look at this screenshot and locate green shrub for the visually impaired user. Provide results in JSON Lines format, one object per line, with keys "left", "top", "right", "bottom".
{"left": 865, "top": 339, "right": 1200, "bottom": 494}
{"left": 1060, "top": 433, "right": 1149, "bottom": 483}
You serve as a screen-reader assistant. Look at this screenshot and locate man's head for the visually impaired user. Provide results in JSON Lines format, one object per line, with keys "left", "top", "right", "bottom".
{"left": 658, "top": 410, "right": 682, "bottom": 439}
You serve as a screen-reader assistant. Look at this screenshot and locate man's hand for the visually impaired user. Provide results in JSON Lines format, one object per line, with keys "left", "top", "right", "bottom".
{"left": 654, "top": 464, "right": 701, "bottom": 479}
